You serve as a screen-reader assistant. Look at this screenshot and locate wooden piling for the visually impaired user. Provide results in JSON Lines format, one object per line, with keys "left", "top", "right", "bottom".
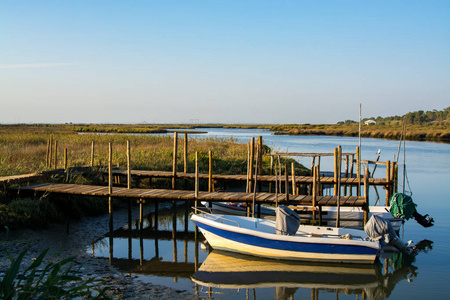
{"left": 91, "top": 141, "right": 95, "bottom": 167}
{"left": 127, "top": 141, "right": 131, "bottom": 189}
{"left": 333, "top": 148, "right": 338, "bottom": 196}
{"left": 64, "top": 148, "right": 68, "bottom": 169}
{"left": 258, "top": 136, "right": 263, "bottom": 175}
{"left": 285, "top": 164, "right": 289, "bottom": 201}
{"left": 108, "top": 143, "right": 113, "bottom": 194}
{"left": 54, "top": 140, "right": 58, "bottom": 169}
{"left": 291, "top": 162, "right": 296, "bottom": 195}
{"left": 172, "top": 132, "right": 178, "bottom": 189}
{"left": 364, "top": 167, "right": 370, "bottom": 225}
{"left": 356, "top": 146, "right": 361, "bottom": 196}
{"left": 49, "top": 136, "right": 53, "bottom": 168}
{"left": 312, "top": 165, "right": 317, "bottom": 221}
{"left": 195, "top": 152, "right": 199, "bottom": 208}
{"left": 208, "top": 150, "right": 213, "bottom": 192}
{"left": 385, "top": 160, "right": 391, "bottom": 206}
{"left": 46, "top": 139, "right": 50, "bottom": 167}
{"left": 249, "top": 137, "right": 255, "bottom": 193}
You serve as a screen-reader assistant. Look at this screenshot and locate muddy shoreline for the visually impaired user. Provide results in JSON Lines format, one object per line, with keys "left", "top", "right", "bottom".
{"left": 0, "top": 206, "right": 207, "bottom": 299}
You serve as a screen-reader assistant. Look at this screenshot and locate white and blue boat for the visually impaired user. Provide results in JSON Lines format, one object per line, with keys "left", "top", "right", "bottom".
{"left": 191, "top": 206, "right": 380, "bottom": 264}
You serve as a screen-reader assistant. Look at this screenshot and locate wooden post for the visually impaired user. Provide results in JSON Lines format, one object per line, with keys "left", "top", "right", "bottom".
{"left": 310, "top": 156, "right": 315, "bottom": 195}
{"left": 54, "top": 140, "right": 58, "bottom": 169}
{"left": 364, "top": 167, "right": 370, "bottom": 225}
{"left": 184, "top": 133, "right": 188, "bottom": 173}
{"left": 108, "top": 143, "right": 113, "bottom": 194}
{"left": 312, "top": 165, "right": 317, "bottom": 221}
{"left": 386, "top": 160, "right": 391, "bottom": 206}
{"left": 338, "top": 145, "right": 342, "bottom": 198}
{"left": 356, "top": 146, "right": 361, "bottom": 196}
{"left": 91, "top": 141, "right": 95, "bottom": 167}
{"left": 127, "top": 141, "right": 131, "bottom": 189}
{"left": 172, "top": 132, "right": 178, "bottom": 189}
{"left": 49, "top": 136, "right": 53, "bottom": 168}
{"left": 285, "top": 164, "right": 289, "bottom": 202}
{"left": 336, "top": 146, "right": 342, "bottom": 228}
{"left": 195, "top": 152, "right": 199, "bottom": 208}
{"left": 46, "top": 139, "right": 50, "bottom": 168}
{"left": 291, "top": 162, "right": 296, "bottom": 195}
{"left": 390, "top": 161, "right": 395, "bottom": 197}
{"left": 333, "top": 148, "right": 338, "bottom": 196}
{"left": 258, "top": 136, "right": 263, "bottom": 175}
{"left": 249, "top": 137, "right": 255, "bottom": 193}
{"left": 394, "top": 162, "right": 398, "bottom": 193}
{"left": 139, "top": 199, "right": 144, "bottom": 231}
{"left": 64, "top": 148, "right": 68, "bottom": 169}
{"left": 208, "top": 150, "right": 213, "bottom": 192}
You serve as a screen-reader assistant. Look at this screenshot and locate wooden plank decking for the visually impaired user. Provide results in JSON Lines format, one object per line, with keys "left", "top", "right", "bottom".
{"left": 16, "top": 183, "right": 366, "bottom": 207}
{"left": 110, "top": 169, "right": 389, "bottom": 186}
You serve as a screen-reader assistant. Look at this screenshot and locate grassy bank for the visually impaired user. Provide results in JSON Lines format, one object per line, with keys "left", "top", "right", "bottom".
{"left": 270, "top": 124, "right": 450, "bottom": 142}
{"left": 0, "top": 125, "right": 308, "bottom": 229}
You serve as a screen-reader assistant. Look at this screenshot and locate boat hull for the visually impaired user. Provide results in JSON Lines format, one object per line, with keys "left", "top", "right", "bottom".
{"left": 191, "top": 214, "right": 379, "bottom": 264}
{"left": 203, "top": 202, "right": 403, "bottom": 230}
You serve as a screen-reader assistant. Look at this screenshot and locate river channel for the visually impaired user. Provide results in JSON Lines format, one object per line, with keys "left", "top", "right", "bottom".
{"left": 89, "top": 128, "right": 450, "bottom": 299}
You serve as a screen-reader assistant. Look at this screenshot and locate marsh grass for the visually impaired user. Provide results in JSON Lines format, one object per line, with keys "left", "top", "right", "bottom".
{"left": 0, "top": 227, "right": 109, "bottom": 299}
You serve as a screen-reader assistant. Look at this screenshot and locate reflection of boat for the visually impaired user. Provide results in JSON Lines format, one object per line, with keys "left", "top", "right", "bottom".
{"left": 203, "top": 201, "right": 403, "bottom": 230}
{"left": 190, "top": 209, "right": 380, "bottom": 264}
{"left": 192, "top": 251, "right": 380, "bottom": 290}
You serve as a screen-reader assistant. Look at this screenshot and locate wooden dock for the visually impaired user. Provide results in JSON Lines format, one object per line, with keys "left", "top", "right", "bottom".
{"left": 15, "top": 183, "right": 367, "bottom": 207}
{"left": 110, "top": 169, "right": 389, "bottom": 186}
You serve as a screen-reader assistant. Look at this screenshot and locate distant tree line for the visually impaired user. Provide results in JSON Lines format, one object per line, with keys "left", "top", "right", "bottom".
{"left": 338, "top": 107, "right": 450, "bottom": 126}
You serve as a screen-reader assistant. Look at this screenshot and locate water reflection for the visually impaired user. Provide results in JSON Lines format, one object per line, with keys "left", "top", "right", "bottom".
{"left": 88, "top": 204, "right": 433, "bottom": 299}
{"left": 194, "top": 240, "right": 432, "bottom": 300}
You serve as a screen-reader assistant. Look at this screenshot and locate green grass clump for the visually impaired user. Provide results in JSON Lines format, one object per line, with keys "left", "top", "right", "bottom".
{"left": 0, "top": 239, "right": 109, "bottom": 299}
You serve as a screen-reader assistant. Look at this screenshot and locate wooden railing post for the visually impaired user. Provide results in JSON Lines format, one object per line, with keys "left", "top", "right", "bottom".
{"left": 364, "top": 167, "right": 370, "bottom": 225}
{"left": 64, "top": 148, "right": 68, "bottom": 169}
{"left": 172, "top": 132, "right": 178, "bottom": 189}
{"left": 386, "top": 160, "right": 391, "bottom": 206}
{"left": 208, "top": 150, "right": 213, "bottom": 192}
{"left": 249, "top": 137, "right": 255, "bottom": 193}
{"left": 356, "top": 146, "right": 361, "bottom": 196}
{"left": 127, "top": 140, "right": 131, "bottom": 189}
{"left": 291, "top": 162, "right": 296, "bottom": 195}
{"left": 91, "top": 141, "right": 95, "bottom": 167}
{"left": 195, "top": 151, "right": 199, "bottom": 208}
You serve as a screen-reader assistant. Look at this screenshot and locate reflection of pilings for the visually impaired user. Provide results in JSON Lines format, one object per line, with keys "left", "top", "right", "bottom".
{"left": 112, "top": 228, "right": 202, "bottom": 241}
{"left": 109, "top": 224, "right": 114, "bottom": 263}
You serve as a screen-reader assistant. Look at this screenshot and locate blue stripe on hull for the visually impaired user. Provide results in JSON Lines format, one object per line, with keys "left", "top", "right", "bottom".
{"left": 193, "top": 220, "right": 378, "bottom": 256}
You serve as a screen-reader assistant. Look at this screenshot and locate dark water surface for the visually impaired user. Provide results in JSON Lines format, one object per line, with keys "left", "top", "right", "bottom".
{"left": 89, "top": 129, "right": 450, "bottom": 299}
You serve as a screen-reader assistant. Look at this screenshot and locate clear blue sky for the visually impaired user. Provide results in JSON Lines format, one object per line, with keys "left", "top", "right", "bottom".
{"left": 1, "top": 0, "right": 449, "bottom": 124}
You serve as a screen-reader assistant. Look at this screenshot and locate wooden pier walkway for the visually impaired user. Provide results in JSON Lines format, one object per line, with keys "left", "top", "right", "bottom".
{"left": 16, "top": 183, "right": 367, "bottom": 207}
{"left": 110, "top": 169, "right": 389, "bottom": 186}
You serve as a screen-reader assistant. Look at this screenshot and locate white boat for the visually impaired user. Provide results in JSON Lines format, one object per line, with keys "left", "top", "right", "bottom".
{"left": 191, "top": 208, "right": 380, "bottom": 264}
{"left": 202, "top": 201, "right": 403, "bottom": 230}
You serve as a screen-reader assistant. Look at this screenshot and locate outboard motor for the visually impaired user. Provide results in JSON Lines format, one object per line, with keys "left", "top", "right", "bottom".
{"left": 389, "top": 193, "right": 434, "bottom": 228}
{"left": 275, "top": 205, "right": 301, "bottom": 235}
{"left": 364, "top": 215, "right": 416, "bottom": 255}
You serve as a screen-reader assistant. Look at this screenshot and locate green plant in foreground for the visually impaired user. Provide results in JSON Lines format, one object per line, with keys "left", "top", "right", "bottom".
{"left": 1, "top": 229, "right": 109, "bottom": 299}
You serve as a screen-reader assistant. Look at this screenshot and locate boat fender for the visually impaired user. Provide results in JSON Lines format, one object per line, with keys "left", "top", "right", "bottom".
{"left": 339, "top": 234, "right": 353, "bottom": 240}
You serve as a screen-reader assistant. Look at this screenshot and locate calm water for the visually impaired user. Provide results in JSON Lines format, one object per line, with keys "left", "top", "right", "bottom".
{"left": 90, "top": 129, "right": 450, "bottom": 299}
